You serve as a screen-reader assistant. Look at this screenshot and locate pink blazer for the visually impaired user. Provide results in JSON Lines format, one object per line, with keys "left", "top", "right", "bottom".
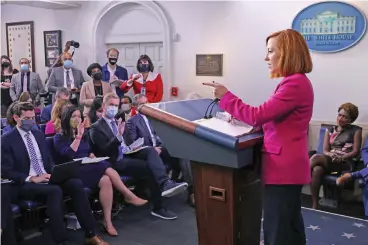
{"left": 219, "top": 73, "right": 314, "bottom": 185}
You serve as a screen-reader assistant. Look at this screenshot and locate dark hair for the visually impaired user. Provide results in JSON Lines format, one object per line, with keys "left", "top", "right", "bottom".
{"left": 60, "top": 105, "right": 82, "bottom": 140}
{"left": 120, "top": 95, "right": 132, "bottom": 105}
{"left": 87, "top": 63, "right": 102, "bottom": 76}
{"left": 14, "top": 102, "right": 34, "bottom": 117}
{"left": 88, "top": 96, "right": 103, "bottom": 124}
{"left": 106, "top": 48, "right": 120, "bottom": 57}
{"left": 6, "top": 101, "right": 19, "bottom": 126}
{"left": 1, "top": 55, "right": 14, "bottom": 74}
{"left": 136, "top": 55, "right": 154, "bottom": 72}
{"left": 338, "top": 102, "right": 359, "bottom": 123}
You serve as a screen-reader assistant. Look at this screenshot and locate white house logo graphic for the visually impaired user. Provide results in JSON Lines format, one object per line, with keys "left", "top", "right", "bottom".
{"left": 292, "top": 2, "right": 367, "bottom": 53}
{"left": 300, "top": 11, "right": 356, "bottom": 35}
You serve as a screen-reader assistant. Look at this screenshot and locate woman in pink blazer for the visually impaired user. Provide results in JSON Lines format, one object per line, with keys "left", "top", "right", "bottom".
{"left": 204, "top": 29, "right": 314, "bottom": 245}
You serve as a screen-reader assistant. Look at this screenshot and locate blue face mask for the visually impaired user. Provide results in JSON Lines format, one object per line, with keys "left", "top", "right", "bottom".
{"left": 106, "top": 106, "right": 118, "bottom": 119}
{"left": 63, "top": 60, "right": 73, "bottom": 68}
{"left": 20, "top": 119, "right": 35, "bottom": 132}
{"left": 20, "top": 64, "right": 29, "bottom": 72}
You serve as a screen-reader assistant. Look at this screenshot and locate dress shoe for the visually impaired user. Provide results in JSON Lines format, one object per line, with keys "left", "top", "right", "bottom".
{"left": 187, "top": 193, "right": 195, "bottom": 208}
{"left": 85, "top": 235, "right": 109, "bottom": 245}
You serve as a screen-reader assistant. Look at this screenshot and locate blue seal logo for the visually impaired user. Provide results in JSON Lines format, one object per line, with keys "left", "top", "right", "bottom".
{"left": 292, "top": 1, "right": 367, "bottom": 53}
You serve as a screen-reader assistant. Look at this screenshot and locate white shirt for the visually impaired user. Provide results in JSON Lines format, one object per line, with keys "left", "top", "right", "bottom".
{"left": 141, "top": 114, "right": 157, "bottom": 146}
{"left": 63, "top": 68, "right": 75, "bottom": 89}
{"left": 102, "top": 116, "right": 130, "bottom": 152}
{"left": 107, "top": 65, "right": 117, "bottom": 93}
{"left": 16, "top": 127, "right": 47, "bottom": 181}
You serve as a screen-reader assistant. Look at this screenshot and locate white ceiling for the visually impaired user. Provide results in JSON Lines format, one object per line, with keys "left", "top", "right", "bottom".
{"left": 1, "top": 0, "right": 82, "bottom": 9}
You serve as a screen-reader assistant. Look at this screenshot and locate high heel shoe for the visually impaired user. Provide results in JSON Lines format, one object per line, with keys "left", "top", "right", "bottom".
{"left": 125, "top": 196, "right": 148, "bottom": 206}
{"left": 102, "top": 224, "right": 118, "bottom": 237}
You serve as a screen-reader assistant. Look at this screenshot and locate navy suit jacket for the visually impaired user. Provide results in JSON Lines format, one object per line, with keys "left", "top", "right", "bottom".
{"left": 1, "top": 128, "right": 54, "bottom": 184}
{"left": 40, "top": 104, "right": 53, "bottom": 123}
{"left": 362, "top": 137, "right": 368, "bottom": 167}
{"left": 126, "top": 114, "right": 162, "bottom": 147}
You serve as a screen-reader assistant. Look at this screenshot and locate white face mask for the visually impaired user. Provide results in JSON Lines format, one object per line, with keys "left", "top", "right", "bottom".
{"left": 121, "top": 104, "right": 131, "bottom": 111}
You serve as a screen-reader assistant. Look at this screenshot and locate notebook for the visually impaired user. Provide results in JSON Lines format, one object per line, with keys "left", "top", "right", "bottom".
{"left": 194, "top": 117, "right": 254, "bottom": 138}
{"left": 73, "top": 157, "right": 110, "bottom": 164}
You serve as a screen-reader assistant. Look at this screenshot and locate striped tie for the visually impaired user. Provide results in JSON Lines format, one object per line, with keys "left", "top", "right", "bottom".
{"left": 25, "top": 132, "right": 44, "bottom": 175}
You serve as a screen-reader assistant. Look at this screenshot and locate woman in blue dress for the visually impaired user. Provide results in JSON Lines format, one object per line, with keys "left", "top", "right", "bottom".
{"left": 53, "top": 105, "right": 147, "bottom": 236}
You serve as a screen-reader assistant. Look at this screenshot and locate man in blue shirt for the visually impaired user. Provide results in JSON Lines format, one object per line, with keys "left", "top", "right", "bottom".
{"left": 337, "top": 137, "right": 368, "bottom": 219}
{"left": 101, "top": 48, "right": 128, "bottom": 97}
{"left": 40, "top": 87, "right": 70, "bottom": 122}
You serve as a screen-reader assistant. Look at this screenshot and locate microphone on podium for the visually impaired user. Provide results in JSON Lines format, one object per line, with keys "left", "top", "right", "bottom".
{"left": 204, "top": 98, "right": 220, "bottom": 119}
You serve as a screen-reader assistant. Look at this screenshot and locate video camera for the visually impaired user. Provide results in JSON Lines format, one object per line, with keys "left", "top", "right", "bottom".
{"left": 69, "top": 40, "right": 80, "bottom": 48}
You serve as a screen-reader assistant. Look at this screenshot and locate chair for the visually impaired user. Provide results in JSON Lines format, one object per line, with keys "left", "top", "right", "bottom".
{"left": 39, "top": 124, "right": 47, "bottom": 134}
{"left": 1, "top": 118, "right": 7, "bottom": 129}
{"left": 309, "top": 124, "right": 363, "bottom": 209}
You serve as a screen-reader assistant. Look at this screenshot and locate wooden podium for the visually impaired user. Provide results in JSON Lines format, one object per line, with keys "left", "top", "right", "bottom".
{"left": 139, "top": 99, "right": 263, "bottom": 245}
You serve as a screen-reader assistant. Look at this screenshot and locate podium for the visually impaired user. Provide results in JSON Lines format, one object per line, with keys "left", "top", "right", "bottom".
{"left": 139, "top": 99, "right": 264, "bottom": 245}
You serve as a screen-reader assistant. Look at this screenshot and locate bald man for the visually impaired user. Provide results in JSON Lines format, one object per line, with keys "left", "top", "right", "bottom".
{"left": 46, "top": 52, "right": 85, "bottom": 100}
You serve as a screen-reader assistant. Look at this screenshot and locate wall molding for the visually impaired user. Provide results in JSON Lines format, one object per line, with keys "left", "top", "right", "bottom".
{"left": 92, "top": 1, "right": 173, "bottom": 101}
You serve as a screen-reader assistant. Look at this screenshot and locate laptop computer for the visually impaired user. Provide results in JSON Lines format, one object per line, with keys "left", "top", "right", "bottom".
{"left": 48, "top": 160, "right": 82, "bottom": 185}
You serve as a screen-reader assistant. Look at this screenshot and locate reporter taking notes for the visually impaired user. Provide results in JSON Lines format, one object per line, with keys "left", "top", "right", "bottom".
{"left": 203, "top": 29, "right": 314, "bottom": 245}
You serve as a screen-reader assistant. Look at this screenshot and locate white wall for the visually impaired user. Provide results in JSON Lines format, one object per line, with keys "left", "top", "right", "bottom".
{"left": 1, "top": 1, "right": 367, "bottom": 123}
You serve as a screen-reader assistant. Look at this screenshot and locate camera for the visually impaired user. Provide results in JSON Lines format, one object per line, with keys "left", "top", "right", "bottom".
{"left": 69, "top": 40, "right": 80, "bottom": 48}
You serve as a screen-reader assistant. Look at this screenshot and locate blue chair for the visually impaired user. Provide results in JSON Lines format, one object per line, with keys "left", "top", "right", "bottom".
{"left": 39, "top": 124, "right": 46, "bottom": 134}
{"left": 1, "top": 118, "right": 7, "bottom": 129}
{"left": 310, "top": 124, "right": 363, "bottom": 209}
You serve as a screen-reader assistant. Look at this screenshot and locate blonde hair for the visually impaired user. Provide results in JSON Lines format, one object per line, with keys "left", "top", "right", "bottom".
{"left": 103, "top": 92, "right": 119, "bottom": 104}
{"left": 266, "top": 29, "right": 313, "bottom": 78}
{"left": 51, "top": 99, "right": 71, "bottom": 131}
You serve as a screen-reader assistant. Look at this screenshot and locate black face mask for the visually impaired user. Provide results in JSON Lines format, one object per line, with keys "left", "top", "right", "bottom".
{"left": 2, "top": 62, "right": 10, "bottom": 68}
{"left": 92, "top": 72, "right": 102, "bottom": 81}
{"left": 139, "top": 64, "right": 150, "bottom": 73}
{"left": 109, "top": 58, "right": 117, "bottom": 65}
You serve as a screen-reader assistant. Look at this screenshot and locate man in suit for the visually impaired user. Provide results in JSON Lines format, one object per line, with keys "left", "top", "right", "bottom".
{"left": 1, "top": 102, "right": 108, "bottom": 245}
{"left": 127, "top": 94, "right": 195, "bottom": 207}
{"left": 101, "top": 48, "right": 128, "bottom": 97}
{"left": 9, "top": 58, "right": 44, "bottom": 102}
{"left": 46, "top": 52, "right": 85, "bottom": 102}
{"left": 89, "top": 93, "right": 188, "bottom": 220}
{"left": 40, "top": 87, "right": 70, "bottom": 123}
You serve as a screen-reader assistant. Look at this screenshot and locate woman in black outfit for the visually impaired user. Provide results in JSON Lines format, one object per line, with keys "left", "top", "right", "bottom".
{"left": 1, "top": 55, "right": 19, "bottom": 117}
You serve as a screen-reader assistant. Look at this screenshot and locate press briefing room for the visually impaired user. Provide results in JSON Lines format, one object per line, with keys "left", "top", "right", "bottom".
{"left": 1, "top": 1, "right": 367, "bottom": 245}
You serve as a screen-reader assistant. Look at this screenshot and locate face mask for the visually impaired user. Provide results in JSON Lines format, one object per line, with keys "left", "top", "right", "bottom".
{"left": 92, "top": 72, "right": 102, "bottom": 81}
{"left": 20, "top": 64, "right": 29, "bottom": 72}
{"left": 139, "top": 64, "right": 150, "bottom": 73}
{"left": 109, "top": 58, "right": 117, "bottom": 65}
{"left": 2, "top": 62, "right": 10, "bottom": 68}
{"left": 121, "top": 104, "right": 131, "bottom": 111}
{"left": 70, "top": 118, "right": 79, "bottom": 129}
{"left": 20, "top": 119, "right": 35, "bottom": 132}
{"left": 63, "top": 60, "right": 73, "bottom": 68}
{"left": 106, "top": 106, "right": 118, "bottom": 119}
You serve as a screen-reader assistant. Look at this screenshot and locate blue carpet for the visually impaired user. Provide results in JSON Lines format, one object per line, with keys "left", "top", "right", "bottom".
{"left": 20, "top": 194, "right": 368, "bottom": 245}
{"left": 261, "top": 207, "right": 368, "bottom": 245}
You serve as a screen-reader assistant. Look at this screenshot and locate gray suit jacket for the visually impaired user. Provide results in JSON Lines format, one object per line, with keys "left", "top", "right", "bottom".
{"left": 45, "top": 66, "right": 85, "bottom": 94}
{"left": 126, "top": 114, "right": 163, "bottom": 146}
{"left": 9, "top": 72, "right": 44, "bottom": 101}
